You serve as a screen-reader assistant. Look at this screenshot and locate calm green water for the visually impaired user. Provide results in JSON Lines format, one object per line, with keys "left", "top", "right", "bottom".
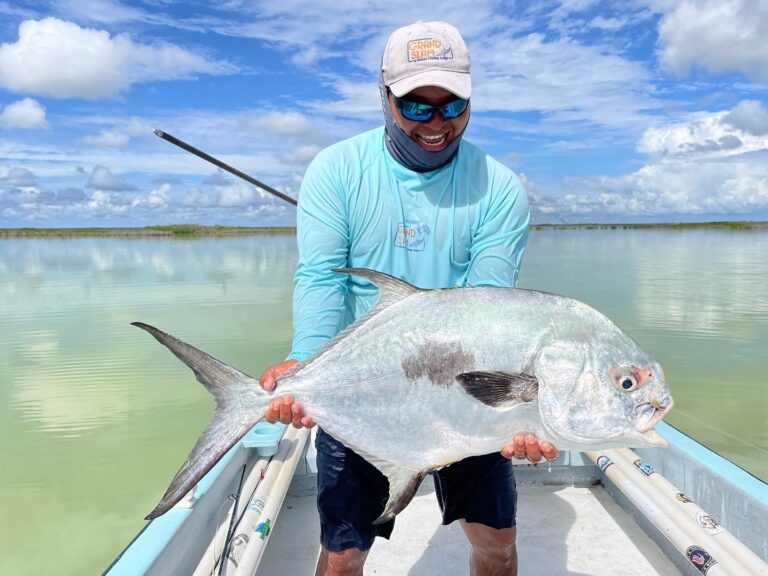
{"left": 1, "top": 230, "right": 766, "bottom": 575}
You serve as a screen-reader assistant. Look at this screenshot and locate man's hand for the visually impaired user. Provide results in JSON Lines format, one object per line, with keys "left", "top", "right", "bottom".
{"left": 259, "top": 359, "right": 316, "bottom": 429}
{"left": 501, "top": 434, "right": 558, "bottom": 463}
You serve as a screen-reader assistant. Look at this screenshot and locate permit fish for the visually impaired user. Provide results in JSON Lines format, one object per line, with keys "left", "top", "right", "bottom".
{"left": 134, "top": 268, "right": 673, "bottom": 521}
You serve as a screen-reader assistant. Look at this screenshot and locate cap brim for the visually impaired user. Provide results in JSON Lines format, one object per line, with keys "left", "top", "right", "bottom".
{"left": 388, "top": 70, "right": 471, "bottom": 100}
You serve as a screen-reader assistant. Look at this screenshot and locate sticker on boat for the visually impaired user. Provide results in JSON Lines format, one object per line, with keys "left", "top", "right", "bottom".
{"left": 686, "top": 545, "right": 717, "bottom": 574}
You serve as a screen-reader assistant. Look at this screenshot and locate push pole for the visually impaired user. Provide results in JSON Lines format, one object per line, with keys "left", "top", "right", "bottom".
{"left": 153, "top": 129, "right": 298, "bottom": 206}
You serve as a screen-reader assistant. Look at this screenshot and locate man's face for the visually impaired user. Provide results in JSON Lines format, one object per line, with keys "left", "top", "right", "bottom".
{"left": 388, "top": 86, "right": 470, "bottom": 152}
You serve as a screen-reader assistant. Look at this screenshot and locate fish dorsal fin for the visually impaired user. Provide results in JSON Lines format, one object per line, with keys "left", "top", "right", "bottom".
{"left": 456, "top": 371, "right": 539, "bottom": 407}
{"left": 334, "top": 268, "right": 422, "bottom": 311}
{"left": 297, "top": 269, "right": 423, "bottom": 367}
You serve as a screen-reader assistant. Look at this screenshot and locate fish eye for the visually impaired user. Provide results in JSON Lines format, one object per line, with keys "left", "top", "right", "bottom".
{"left": 610, "top": 367, "right": 639, "bottom": 393}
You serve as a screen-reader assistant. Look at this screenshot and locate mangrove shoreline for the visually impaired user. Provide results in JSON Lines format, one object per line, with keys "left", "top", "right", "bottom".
{"left": 0, "top": 221, "right": 766, "bottom": 238}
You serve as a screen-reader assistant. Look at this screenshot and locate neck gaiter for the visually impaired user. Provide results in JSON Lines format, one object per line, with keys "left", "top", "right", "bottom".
{"left": 379, "top": 76, "right": 467, "bottom": 173}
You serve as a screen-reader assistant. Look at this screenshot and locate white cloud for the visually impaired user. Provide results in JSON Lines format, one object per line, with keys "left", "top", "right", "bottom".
{"left": 0, "top": 98, "right": 48, "bottom": 129}
{"left": 86, "top": 165, "right": 137, "bottom": 191}
{"left": 723, "top": 100, "right": 768, "bottom": 136}
{"left": 123, "top": 117, "right": 155, "bottom": 137}
{"left": 653, "top": 0, "right": 768, "bottom": 82}
{"left": 589, "top": 16, "right": 627, "bottom": 30}
{"left": 469, "top": 33, "right": 656, "bottom": 129}
{"left": 0, "top": 18, "right": 236, "bottom": 99}
{"left": 0, "top": 166, "right": 37, "bottom": 186}
{"left": 278, "top": 144, "right": 322, "bottom": 166}
{"left": 131, "top": 183, "right": 169, "bottom": 208}
{"left": 55, "top": 0, "right": 149, "bottom": 25}
{"left": 212, "top": 1, "right": 516, "bottom": 57}
{"left": 86, "top": 189, "right": 121, "bottom": 211}
{"left": 249, "top": 111, "right": 312, "bottom": 136}
{"left": 308, "top": 78, "right": 381, "bottom": 119}
{"left": 82, "top": 130, "right": 130, "bottom": 147}
{"left": 530, "top": 103, "right": 768, "bottom": 220}
{"left": 202, "top": 171, "right": 232, "bottom": 186}
{"left": 530, "top": 155, "right": 768, "bottom": 221}
{"left": 218, "top": 181, "right": 272, "bottom": 207}
{"left": 184, "top": 178, "right": 283, "bottom": 208}
{"left": 638, "top": 106, "right": 768, "bottom": 158}
{"left": 183, "top": 188, "right": 214, "bottom": 207}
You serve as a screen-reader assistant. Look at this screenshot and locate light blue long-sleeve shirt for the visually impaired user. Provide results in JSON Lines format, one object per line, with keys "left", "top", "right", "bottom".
{"left": 287, "top": 126, "right": 530, "bottom": 362}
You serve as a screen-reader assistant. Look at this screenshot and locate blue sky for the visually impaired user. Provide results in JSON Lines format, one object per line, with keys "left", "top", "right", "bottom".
{"left": 1, "top": 0, "right": 767, "bottom": 227}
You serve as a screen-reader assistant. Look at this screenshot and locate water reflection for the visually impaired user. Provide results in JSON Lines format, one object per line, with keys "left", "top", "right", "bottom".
{"left": 631, "top": 230, "right": 768, "bottom": 341}
{"left": 0, "top": 236, "right": 298, "bottom": 436}
{"left": 0, "top": 236, "right": 297, "bottom": 289}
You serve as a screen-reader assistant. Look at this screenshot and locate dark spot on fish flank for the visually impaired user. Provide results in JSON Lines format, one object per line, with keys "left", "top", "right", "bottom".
{"left": 401, "top": 341, "right": 475, "bottom": 386}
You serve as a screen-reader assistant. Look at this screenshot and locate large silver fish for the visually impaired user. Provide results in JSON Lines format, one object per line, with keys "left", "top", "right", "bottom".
{"left": 135, "top": 268, "right": 673, "bottom": 521}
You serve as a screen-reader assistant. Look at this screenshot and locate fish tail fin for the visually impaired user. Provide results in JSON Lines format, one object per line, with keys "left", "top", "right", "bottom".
{"left": 132, "top": 322, "right": 271, "bottom": 519}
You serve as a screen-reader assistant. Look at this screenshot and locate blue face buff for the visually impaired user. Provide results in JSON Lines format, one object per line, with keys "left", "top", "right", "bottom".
{"left": 379, "top": 76, "right": 469, "bottom": 173}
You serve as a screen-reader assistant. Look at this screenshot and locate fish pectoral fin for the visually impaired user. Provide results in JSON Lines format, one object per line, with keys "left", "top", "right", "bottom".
{"left": 456, "top": 371, "right": 538, "bottom": 408}
{"left": 370, "top": 461, "right": 426, "bottom": 525}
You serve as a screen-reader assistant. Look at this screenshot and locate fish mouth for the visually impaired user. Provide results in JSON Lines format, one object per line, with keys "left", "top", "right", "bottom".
{"left": 634, "top": 397, "right": 674, "bottom": 433}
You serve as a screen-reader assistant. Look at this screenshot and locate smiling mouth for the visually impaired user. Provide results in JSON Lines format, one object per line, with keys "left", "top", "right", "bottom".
{"left": 416, "top": 133, "right": 449, "bottom": 150}
{"left": 634, "top": 397, "right": 674, "bottom": 433}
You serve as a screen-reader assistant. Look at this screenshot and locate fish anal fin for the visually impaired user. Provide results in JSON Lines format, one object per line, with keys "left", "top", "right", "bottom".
{"left": 372, "top": 462, "right": 426, "bottom": 525}
{"left": 456, "top": 371, "right": 538, "bottom": 407}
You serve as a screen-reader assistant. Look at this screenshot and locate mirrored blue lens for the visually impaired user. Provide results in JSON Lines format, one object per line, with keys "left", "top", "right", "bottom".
{"left": 395, "top": 96, "right": 469, "bottom": 122}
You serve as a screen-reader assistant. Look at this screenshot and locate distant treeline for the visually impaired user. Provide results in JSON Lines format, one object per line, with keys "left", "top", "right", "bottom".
{"left": 1, "top": 221, "right": 766, "bottom": 237}
{"left": 530, "top": 221, "right": 768, "bottom": 231}
{"left": 0, "top": 224, "right": 297, "bottom": 237}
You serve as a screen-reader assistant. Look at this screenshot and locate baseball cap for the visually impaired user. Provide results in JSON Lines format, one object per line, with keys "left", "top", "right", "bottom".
{"left": 382, "top": 21, "right": 471, "bottom": 100}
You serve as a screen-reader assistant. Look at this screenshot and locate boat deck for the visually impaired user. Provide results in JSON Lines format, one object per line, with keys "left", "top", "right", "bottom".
{"left": 258, "top": 481, "right": 682, "bottom": 575}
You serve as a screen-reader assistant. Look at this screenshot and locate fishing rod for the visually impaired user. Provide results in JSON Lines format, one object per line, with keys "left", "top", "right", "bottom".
{"left": 153, "top": 129, "right": 298, "bottom": 206}
{"left": 217, "top": 464, "right": 247, "bottom": 576}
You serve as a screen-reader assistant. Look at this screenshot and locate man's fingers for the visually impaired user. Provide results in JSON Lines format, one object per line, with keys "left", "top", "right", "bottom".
{"left": 301, "top": 416, "right": 316, "bottom": 428}
{"left": 505, "top": 433, "right": 559, "bottom": 463}
{"left": 525, "top": 434, "right": 542, "bottom": 463}
{"left": 265, "top": 399, "right": 279, "bottom": 423}
{"left": 541, "top": 442, "right": 558, "bottom": 461}
{"left": 278, "top": 395, "right": 294, "bottom": 425}
{"left": 261, "top": 374, "right": 276, "bottom": 391}
{"left": 512, "top": 434, "right": 526, "bottom": 460}
{"left": 259, "top": 359, "right": 298, "bottom": 391}
{"left": 291, "top": 402, "right": 305, "bottom": 428}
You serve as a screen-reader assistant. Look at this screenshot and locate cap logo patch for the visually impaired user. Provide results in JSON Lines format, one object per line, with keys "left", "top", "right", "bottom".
{"left": 407, "top": 36, "right": 453, "bottom": 62}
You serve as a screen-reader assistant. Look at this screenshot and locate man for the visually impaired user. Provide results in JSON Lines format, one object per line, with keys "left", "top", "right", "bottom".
{"left": 260, "top": 21, "right": 557, "bottom": 576}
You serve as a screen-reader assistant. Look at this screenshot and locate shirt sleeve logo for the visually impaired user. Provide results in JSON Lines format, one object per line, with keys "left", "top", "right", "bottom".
{"left": 395, "top": 221, "right": 430, "bottom": 251}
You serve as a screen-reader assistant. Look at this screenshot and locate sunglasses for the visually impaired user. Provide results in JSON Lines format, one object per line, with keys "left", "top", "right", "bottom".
{"left": 391, "top": 93, "right": 469, "bottom": 122}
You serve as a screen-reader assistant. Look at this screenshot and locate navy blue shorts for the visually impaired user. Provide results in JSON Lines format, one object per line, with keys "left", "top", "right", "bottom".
{"left": 315, "top": 428, "right": 517, "bottom": 552}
